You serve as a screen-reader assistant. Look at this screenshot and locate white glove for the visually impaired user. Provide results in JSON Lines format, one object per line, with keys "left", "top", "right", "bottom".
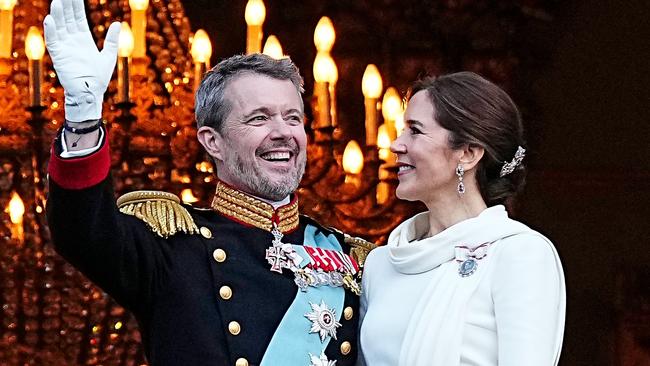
{"left": 43, "top": 0, "right": 121, "bottom": 122}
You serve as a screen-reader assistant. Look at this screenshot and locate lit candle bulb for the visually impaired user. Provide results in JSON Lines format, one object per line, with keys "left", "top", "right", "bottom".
{"left": 245, "top": 0, "right": 265, "bottom": 54}
{"left": 129, "top": 0, "right": 149, "bottom": 59}
{"left": 262, "top": 35, "right": 283, "bottom": 59}
{"left": 0, "top": 0, "right": 16, "bottom": 60}
{"left": 181, "top": 188, "right": 199, "bottom": 204}
{"left": 342, "top": 140, "right": 364, "bottom": 186}
{"left": 7, "top": 191, "right": 24, "bottom": 242}
{"left": 395, "top": 108, "right": 405, "bottom": 136}
{"left": 361, "top": 64, "right": 383, "bottom": 146}
{"left": 314, "top": 16, "right": 335, "bottom": 53}
{"left": 312, "top": 52, "right": 337, "bottom": 128}
{"left": 190, "top": 29, "right": 212, "bottom": 91}
{"left": 328, "top": 65, "right": 339, "bottom": 128}
{"left": 376, "top": 124, "right": 395, "bottom": 205}
{"left": 117, "top": 22, "right": 134, "bottom": 103}
{"left": 377, "top": 124, "right": 392, "bottom": 162}
{"left": 382, "top": 87, "right": 401, "bottom": 140}
{"left": 25, "top": 26, "right": 45, "bottom": 107}
{"left": 313, "top": 17, "right": 338, "bottom": 127}
{"left": 376, "top": 178, "right": 390, "bottom": 205}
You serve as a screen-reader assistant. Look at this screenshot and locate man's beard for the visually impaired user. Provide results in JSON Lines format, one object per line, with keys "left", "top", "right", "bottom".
{"left": 222, "top": 143, "right": 306, "bottom": 201}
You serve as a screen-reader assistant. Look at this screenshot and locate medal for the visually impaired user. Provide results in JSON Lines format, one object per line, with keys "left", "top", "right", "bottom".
{"left": 294, "top": 269, "right": 311, "bottom": 290}
{"left": 265, "top": 245, "right": 289, "bottom": 273}
{"left": 305, "top": 246, "right": 359, "bottom": 274}
{"left": 342, "top": 273, "right": 361, "bottom": 295}
{"left": 266, "top": 225, "right": 362, "bottom": 294}
{"left": 265, "top": 223, "right": 303, "bottom": 273}
{"left": 293, "top": 268, "right": 353, "bottom": 293}
{"left": 308, "top": 352, "right": 337, "bottom": 366}
{"left": 270, "top": 223, "right": 284, "bottom": 245}
{"left": 305, "top": 300, "right": 342, "bottom": 342}
{"left": 265, "top": 224, "right": 288, "bottom": 273}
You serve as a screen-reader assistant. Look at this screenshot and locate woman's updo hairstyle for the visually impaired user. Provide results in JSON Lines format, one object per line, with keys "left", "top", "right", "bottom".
{"left": 409, "top": 71, "right": 527, "bottom": 206}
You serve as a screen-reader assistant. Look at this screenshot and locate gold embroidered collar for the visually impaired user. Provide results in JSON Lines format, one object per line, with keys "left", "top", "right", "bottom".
{"left": 211, "top": 181, "right": 300, "bottom": 233}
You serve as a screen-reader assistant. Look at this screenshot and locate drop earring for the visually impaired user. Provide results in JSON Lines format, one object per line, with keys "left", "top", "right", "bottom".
{"left": 456, "top": 164, "right": 465, "bottom": 196}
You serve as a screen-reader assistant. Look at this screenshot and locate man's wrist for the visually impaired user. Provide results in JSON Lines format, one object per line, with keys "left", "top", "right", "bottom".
{"left": 65, "top": 118, "right": 103, "bottom": 128}
{"left": 62, "top": 119, "right": 104, "bottom": 151}
{"left": 62, "top": 128, "right": 102, "bottom": 152}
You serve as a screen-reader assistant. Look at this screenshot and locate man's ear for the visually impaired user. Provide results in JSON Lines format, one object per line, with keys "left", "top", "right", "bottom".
{"left": 197, "top": 126, "right": 225, "bottom": 162}
{"left": 458, "top": 144, "right": 485, "bottom": 171}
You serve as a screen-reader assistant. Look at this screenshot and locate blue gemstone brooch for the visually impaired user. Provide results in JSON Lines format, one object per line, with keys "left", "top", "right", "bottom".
{"left": 454, "top": 242, "right": 491, "bottom": 277}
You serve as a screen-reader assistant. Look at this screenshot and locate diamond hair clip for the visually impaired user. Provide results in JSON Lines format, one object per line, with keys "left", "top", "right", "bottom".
{"left": 499, "top": 146, "right": 526, "bottom": 177}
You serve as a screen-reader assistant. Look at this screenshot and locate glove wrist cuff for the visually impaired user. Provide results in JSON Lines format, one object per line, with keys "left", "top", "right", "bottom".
{"left": 64, "top": 89, "right": 103, "bottom": 122}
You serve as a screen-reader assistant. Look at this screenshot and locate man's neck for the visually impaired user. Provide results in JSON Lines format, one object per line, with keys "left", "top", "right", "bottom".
{"left": 254, "top": 194, "right": 291, "bottom": 209}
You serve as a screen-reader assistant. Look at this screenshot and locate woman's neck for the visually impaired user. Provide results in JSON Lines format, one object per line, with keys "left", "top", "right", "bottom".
{"left": 423, "top": 189, "right": 487, "bottom": 238}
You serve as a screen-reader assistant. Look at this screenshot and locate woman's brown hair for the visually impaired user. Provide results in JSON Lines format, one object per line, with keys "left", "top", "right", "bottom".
{"left": 410, "top": 71, "right": 527, "bottom": 205}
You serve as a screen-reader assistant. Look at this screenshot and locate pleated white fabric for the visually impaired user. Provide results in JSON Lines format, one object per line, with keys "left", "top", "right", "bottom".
{"left": 359, "top": 205, "right": 565, "bottom": 366}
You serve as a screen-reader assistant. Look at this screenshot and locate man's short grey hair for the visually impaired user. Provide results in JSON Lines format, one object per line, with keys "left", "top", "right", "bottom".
{"left": 195, "top": 53, "right": 305, "bottom": 132}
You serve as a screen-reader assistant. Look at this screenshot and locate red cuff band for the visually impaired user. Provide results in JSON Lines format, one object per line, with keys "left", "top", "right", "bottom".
{"left": 48, "top": 138, "right": 111, "bottom": 190}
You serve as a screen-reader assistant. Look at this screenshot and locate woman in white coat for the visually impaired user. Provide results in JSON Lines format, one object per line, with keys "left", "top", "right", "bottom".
{"left": 358, "top": 72, "right": 565, "bottom": 366}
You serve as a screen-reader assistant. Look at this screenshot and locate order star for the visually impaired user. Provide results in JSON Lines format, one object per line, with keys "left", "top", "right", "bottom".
{"left": 305, "top": 300, "right": 342, "bottom": 342}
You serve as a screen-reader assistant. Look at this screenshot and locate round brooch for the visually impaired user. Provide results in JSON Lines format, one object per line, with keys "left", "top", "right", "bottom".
{"left": 458, "top": 258, "right": 478, "bottom": 277}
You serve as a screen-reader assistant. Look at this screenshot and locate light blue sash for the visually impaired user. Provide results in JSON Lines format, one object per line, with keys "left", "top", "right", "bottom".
{"left": 260, "top": 225, "right": 346, "bottom": 365}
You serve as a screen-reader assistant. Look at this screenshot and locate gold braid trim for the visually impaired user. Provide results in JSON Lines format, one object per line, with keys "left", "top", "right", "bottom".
{"left": 345, "top": 234, "right": 376, "bottom": 269}
{"left": 117, "top": 191, "right": 199, "bottom": 238}
{"left": 211, "top": 182, "right": 300, "bottom": 233}
{"left": 277, "top": 200, "right": 299, "bottom": 232}
{"left": 214, "top": 183, "right": 273, "bottom": 218}
{"left": 212, "top": 196, "right": 274, "bottom": 231}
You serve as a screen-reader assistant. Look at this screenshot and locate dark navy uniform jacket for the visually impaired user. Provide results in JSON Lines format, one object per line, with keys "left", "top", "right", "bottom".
{"left": 46, "top": 131, "right": 366, "bottom": 366}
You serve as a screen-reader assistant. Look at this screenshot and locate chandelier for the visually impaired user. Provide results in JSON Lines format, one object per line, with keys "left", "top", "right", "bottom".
{"left": 0, "top": 0, "right": 419, "bottom": 364}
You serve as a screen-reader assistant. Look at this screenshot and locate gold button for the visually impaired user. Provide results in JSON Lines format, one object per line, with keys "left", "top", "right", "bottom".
{"left": 200, "top": 226, "right": 213, "bottom": 239}
{"left": 340, "top": 341, "right": 352, "bottom": 355}
{"left": 219, "top": 286, "right": 232, "bottom": 300}
{"left": 228, "top": 321, "right": 241, "bottom": 335}
{"left": 235, "top": 358, "right": 248, "bottom": 366}
{"left": 213, "top": 249, "right": 226, "bottom": 262}
{"left": 344, "top": 306, "right": 353, "bottom": 320}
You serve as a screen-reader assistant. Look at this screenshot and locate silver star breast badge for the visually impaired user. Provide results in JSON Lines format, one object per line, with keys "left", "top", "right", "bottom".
{"left": 305, "top": 300, "right": 342, "bottom": 342}
{"left": 308, "top": 351, "right": 337, "bottom": 366}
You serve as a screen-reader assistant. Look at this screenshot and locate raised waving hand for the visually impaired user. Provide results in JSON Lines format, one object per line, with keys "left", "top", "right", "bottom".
{"left": 43, "top": 0, "right": 121, "bottom": 122}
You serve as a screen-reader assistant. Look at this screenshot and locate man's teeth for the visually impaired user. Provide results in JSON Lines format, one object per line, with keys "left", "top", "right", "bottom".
{"left": 398, "top": 165, "right": 414, "bottom": 172}
{"left": 261, "top": 152, "right": 291, "bottom": 161}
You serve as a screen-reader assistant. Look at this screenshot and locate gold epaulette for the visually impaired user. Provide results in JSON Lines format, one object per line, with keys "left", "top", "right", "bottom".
{"left": 117, "top": 190, "right": 199, "bottom": 238}
{"left": 344, "top": 234, "right": 376, "bottom": 268}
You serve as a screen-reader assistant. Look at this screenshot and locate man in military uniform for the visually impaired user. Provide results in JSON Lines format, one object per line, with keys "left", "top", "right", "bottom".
{"left": 44, "top": 0, "right": 372, "bottom": 365}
